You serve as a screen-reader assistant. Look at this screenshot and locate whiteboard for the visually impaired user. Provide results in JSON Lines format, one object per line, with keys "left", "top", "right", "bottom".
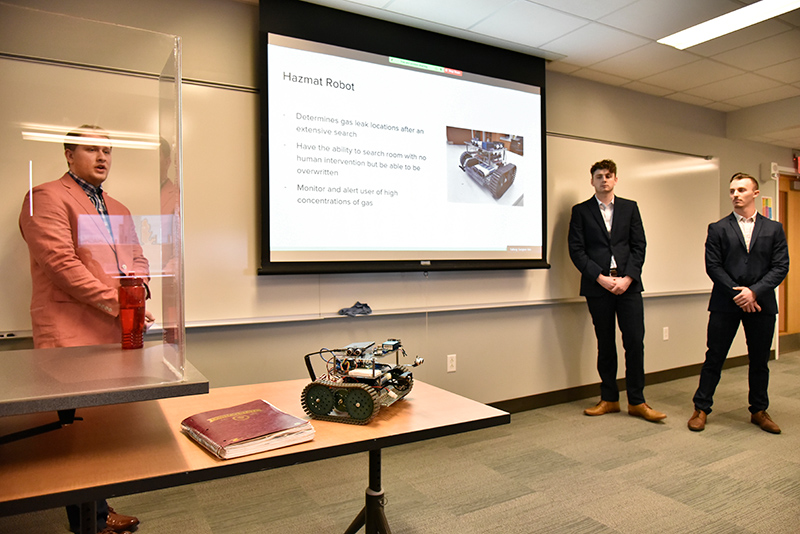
{"left": 0, "top": 59, "right": 164, "bottom": 336}
{"left": 180, "top": 116, "right": 720, "bottom": 325}
{"left": 0, "top": 59, "right": 719, "bottom": 334}
{"left": 546, "top": 135, "right": 719, "bottom": 297}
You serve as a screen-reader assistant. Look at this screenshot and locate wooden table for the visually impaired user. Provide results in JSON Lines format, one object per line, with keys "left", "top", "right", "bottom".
{"left": 0, "top": 379, "right": 509, "bottom": 534}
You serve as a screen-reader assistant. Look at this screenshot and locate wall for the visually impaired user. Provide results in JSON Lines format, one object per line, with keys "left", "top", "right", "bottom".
{"left": 1, "top": 0, "right": 794, "bottom": 405}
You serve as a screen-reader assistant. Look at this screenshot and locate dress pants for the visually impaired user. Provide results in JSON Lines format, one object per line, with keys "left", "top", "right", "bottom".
{"left": 693, "top": 310, "right": 774, "bottom": 415}
{"left": 585, "top": 290, "right": 645, "bottom": 405}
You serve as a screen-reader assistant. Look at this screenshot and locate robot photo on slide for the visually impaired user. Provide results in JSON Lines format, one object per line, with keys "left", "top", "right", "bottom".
{"left": 458, "top": 137, "right": 517, "bottom": 200}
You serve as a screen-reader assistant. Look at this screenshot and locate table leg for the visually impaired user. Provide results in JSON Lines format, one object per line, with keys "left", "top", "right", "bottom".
{"left": 79, "top": 501, "right": 97, "bottom": 534}
{"left": 343, "top": 449, "right": 391, "bottom": 534}
{"left": 0, "top": 409, "right": 82, "bottom": 445}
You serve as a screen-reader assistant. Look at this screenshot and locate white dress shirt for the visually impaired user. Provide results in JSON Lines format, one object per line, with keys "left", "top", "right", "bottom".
{"left": 737, "top": 212, "right": 756, "bottom": 252}
{"left": 596, "top": 196, "right": 616, "bottom": 270}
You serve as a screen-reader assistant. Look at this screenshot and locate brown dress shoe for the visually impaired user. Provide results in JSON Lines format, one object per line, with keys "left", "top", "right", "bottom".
{"left": 106, "top": 507, "right": 139, "bottom": 532}
{"left": 628, "top": 403, "right": 667, "bottom": 422}
{"left": 584, "top": 400, "right": 620, "bottom": 416}
{"left": 751, "top": 411, "right": 781, "bottom": 434}
{"left": 687, "top": 410, "right": 707, "bottom": 431}
{"left": 99, "top": 529, "right": 131, "bottom": 534}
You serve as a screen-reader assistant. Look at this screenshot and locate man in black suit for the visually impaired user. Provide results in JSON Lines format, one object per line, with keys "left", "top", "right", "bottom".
{"left": 568, "top": 159, "right": 666, "bottom": 422}
{"left": 688, "top": 172, "right": 789, "bottom": 433}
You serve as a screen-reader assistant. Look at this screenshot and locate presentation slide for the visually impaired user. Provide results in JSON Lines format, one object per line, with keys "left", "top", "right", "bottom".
{"left": 266, "top": 34, "right": 543, "bottom": 263}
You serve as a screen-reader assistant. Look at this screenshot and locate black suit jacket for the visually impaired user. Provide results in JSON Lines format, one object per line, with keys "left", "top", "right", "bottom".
{"left": 706, "top": 212, "right": 789, "bottom": 314}
{"left": 568, "top": 196, "right": 646, "bottom": 297}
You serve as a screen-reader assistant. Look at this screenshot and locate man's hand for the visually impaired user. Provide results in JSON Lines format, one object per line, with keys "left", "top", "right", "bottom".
{"left": 597, "top": 274, "right": 616, "bottom": 292}
{"left": 612, "top": 276, "right": 633, "bottom": 295}
{"left": 733, "top": 286, "right": 761, "bottom": 313}
{"left": 597, "top": 274, "right": 633, "bottom": 295}
{"left": 144, "top": 310, "right": 156, "bottom": 331}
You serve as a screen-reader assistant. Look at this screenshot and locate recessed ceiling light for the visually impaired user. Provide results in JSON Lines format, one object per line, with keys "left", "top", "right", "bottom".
{"left": 657, "top": 0, "right": 800, "bottom": 50}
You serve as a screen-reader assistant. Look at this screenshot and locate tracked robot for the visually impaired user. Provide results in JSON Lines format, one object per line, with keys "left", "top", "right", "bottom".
{"left": 458, "top": 138, "right": 517, "bottom": 199}
{"left": 301, "top": 339, "right": 424, "bottom": 424}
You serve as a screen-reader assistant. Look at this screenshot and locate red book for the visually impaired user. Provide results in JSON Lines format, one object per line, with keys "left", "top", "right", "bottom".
{"left": 181, "top": 399, "right": 314, "bottom": 459}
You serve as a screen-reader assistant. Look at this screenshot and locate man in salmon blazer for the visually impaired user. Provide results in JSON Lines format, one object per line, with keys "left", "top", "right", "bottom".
{"left": 19, "top": 125, "right": 151, "bottom": 349}
{"left": 18, "top": 124, "right": 148, "bottom": 533}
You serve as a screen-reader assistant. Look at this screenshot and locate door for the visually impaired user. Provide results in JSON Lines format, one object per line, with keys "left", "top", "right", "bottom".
{"left": 778, "top": 175, "right": 800, "bottom": 334}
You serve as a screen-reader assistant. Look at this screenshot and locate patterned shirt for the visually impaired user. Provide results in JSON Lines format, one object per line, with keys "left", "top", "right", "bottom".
{"left": 68, "top": 171, "right": 114, "bottom": 238}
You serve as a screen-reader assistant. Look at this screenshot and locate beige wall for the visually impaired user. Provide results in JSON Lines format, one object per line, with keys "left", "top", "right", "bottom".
{"left": 3, "top": 0, "right": 794, "bottom": 404}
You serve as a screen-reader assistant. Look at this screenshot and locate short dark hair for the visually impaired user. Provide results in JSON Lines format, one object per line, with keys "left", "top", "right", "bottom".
{"left": 590, "top": 159, "right": 617, "bottom": 176}
{"left": 64, "top": 124, "right": 110, "bottom": 151}
{"left": 730, "top": 172, "right": 759, "bottom": 190}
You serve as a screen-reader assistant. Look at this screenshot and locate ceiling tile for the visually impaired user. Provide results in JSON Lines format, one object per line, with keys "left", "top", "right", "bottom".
{"left": 713, "top": 30, "right": 800, "bottom": 70}
{"left": 591, "top": 42, "right": 697, "bottom": 79}
{"left": 338, "top": 0, "right": 393, "bottom": 7}
{"left": 540, "top": 23, "right": 649, "bottom": 66}
{"left": 775, "top": 124, "right": 800, "bottom": 137}
{"left": 685, "top": 73, "right": 782, "bottom": 101}
{"left": 385, "top": 0, "right": 514, "bottom": 29}
{"left": 747, "top": 134, "right": 780, "bottom": 144}
{"left": 545, "top": 61, "right": 581, "bottom": 74}
{"left": 525, "top": 0, "right": 638, "bottom": 20}
{"left": 598, "top": 0, "right": 741, "bottom": 40}
{"left": 757, "top": 58, "right": 800, "bottom": 84}
{"left": 622, "top": 80, "right": 674, "bottom": 96}
{"left": 666, "top": 92, "right": 714, "bottom": 106}
{"left": 687, "top": 19, "right": 792, "bottom": 57}
{"left": 777, "top": 8, "right": 800, "bottom": 26}
{"left": 307, "top": 0, "right": 800, "bottom": 146}
{"left": 640, "top": 59, "right": 743, "bottom": 92}
{"left": 570, "top": 68, "right": 630, "bottom": 86}
{"left": 723, "top": 85, "right": 800, "bottom": 108}
{"left": 706, "top": 101, "right": 741, "bottom": 112}
{"left": 763, "top": 126, "right": 800, "bottom": 147}
{"left": 469, "top": 0, "right": 588, "bottom": 48}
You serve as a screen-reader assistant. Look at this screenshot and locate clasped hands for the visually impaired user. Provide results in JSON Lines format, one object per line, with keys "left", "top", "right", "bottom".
{"left": 597, "top": 274, "right": 632, "bottom": 295}
{"left": 733, "top": 286, "right": 761, "bottom": 313}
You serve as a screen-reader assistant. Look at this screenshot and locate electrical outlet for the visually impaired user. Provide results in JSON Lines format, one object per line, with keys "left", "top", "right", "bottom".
{"left": 663, "top": 327, "right": 669, "bottom": 341}
{"left": 447, "top": 354, "right": 457, "bottom": 373}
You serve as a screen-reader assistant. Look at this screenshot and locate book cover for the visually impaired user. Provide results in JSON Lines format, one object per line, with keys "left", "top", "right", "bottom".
{"left": 181, "top": 399, "right": 314, "bottom": 460}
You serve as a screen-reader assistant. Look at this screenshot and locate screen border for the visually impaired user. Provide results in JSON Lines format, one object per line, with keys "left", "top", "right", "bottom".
{"left": 258, "top": 0, "right": 549, "bottom": 275}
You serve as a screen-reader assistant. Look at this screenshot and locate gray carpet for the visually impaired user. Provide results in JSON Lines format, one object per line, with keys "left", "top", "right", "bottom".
{"left": 3, "top": 351, "right": 800, "bottom": 533}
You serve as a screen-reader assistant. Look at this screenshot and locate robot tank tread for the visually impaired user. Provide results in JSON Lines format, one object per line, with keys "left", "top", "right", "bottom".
{"left": 300, "top": 340, "right": 422, "bottom": 424}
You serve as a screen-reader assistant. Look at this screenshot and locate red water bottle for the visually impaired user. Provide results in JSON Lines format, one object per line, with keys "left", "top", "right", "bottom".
{"left": 119, "top": 275, "right": 146, "bottom": 349}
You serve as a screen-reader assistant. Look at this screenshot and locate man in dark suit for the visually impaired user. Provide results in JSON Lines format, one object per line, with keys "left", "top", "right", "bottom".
{"left": 688, "top": 172, "right": 789, "bottom": 434}
{"left": 568, "top": 159, "right": 666, "bottom": 422}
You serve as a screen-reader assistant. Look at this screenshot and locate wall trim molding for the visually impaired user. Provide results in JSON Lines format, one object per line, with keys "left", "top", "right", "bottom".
{"left": 489, "top": 353, "right": 760, "bottom": 414}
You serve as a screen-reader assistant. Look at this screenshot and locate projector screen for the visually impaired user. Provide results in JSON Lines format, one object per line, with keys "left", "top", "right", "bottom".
{"left": 259, "top": 0, "right": 548, "bottom": 274}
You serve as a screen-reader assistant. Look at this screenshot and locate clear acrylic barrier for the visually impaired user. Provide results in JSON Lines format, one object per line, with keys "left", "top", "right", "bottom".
{"left": 0, "top": 3, "right": 186, "bottom": 389}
